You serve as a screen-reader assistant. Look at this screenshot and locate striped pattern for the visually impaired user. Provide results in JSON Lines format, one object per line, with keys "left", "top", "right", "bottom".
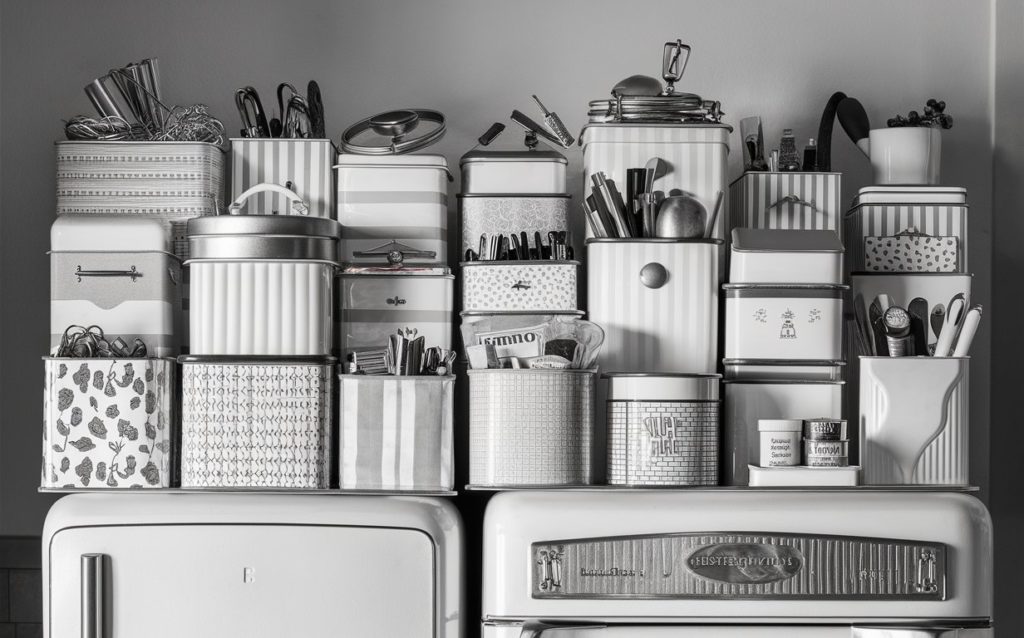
{"left": 588, "top": 241, "right": 719, "bottom": 373}
{"left": 189, "top": 261, "right": 334, "bottom": 355}
{"left": 338, "top": 375, "right": 454, "bottom": 491}
{"left": 729, "top": 172, "right": 842, "bottom": 234}
{"left": 230, "top": 139, "right": 335, "bottom": 218}
{"left": 581, "top": 125, "right": 729, "bottom": 240}
{"left": 846, "top": 204, "right": 969, "bottom": 272}
{"left": 861, "top": 357, "right": 968, "bottom": 485}
{"left": 336, "top": 162, "right": 449, "bottom": 264}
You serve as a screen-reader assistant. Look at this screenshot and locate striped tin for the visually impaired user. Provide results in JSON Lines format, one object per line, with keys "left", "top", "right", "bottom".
{"left": 339, "top": 271, "right": 454, "bottom": 360}
{"left": 846, "top": 202, "right": 969, "bottom": 272}
{"left": 580, "top": 124, "right": 730, "bottom": 240}
{"left": 336, "top": 154, "right": 451, "bottom": 265}
{"left": 337, "top": 374, "right": 454, "bottom": 492}
{"left": 729, "top": 171, "right": 842, "bottom": 235}
{"left": 860, "top": 356, "right": 969, "bottom": 486}
{"left": 587, "top": 239, "right": 721, "bottom": 374}
{"left": 461, "top": 261, "right": 578, "bottom": 313}
{"left": 229, "top": 138, "right": 336, "bottom": 218}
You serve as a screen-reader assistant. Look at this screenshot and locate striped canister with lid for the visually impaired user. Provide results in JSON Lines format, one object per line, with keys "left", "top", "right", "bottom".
{"left": 606, "top": 373, "right": 720, "bottom": 486}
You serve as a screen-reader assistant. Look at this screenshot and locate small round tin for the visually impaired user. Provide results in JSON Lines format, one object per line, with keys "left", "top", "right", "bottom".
{"left": 804, "top": 439, "right": 849, "bottom": 460}
{"left": 803, "top": 418, "right": 848, "bottom": 441}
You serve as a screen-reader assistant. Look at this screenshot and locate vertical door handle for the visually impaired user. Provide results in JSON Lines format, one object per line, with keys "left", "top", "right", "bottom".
{"left": 81, "top": 553, "right": 107, "bottom": 638}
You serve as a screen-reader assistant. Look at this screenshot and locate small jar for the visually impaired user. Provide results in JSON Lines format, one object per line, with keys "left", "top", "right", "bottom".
{"left": 758, "top": 419, "right": 802, "bottom": 467}
{"left": 803, "top": 418, "right": 848, "bottom": 441}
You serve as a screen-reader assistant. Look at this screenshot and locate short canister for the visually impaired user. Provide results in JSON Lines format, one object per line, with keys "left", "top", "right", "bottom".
{"left": 803, "top": 418, "right": 848, "bottom": 441}
{"left": 605, "top": 373, "right": 720, "bottom": 486}
{"left": 758, "top": 419, "right": 802, "bottom": 467}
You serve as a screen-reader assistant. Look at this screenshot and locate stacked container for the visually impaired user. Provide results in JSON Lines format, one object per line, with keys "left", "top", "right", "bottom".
{"left": 335, "top": 109, "right": 456, "bottom": 493}
{"left": 179, "top": 184, "right": 339, "bottom": 489}
{"left": 846, "top": 185, "right": 973, "bottom": 487}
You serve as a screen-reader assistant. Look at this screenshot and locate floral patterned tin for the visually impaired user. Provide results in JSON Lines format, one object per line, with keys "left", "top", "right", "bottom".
{"left": 42, "top": 358, "right": 175, "bottom": 489}
{"left": 461, "top": 260, "right": 578, "bottom": 313}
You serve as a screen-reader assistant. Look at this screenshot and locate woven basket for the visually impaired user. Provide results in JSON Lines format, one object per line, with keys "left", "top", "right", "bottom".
{"left": 468, "top": 368, "right": 594, "bottom": 486}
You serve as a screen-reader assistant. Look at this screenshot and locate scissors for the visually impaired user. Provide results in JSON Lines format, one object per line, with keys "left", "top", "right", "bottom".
{"left": 272, "top": 83, "right": 313, "bottom": 138}
{"left": 234, "top": 86, "right": 270, "bottom": 138}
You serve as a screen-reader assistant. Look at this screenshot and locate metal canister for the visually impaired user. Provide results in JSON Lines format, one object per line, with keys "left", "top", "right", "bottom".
{"left": 606, "top": 373, "right": 720, "bottom": 486}
{"left": 803, "top": 418, "right": 848, "bottom": 441}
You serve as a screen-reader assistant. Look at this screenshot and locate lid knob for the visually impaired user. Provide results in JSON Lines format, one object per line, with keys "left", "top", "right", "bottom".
{"left": 640, "top": 262, "right": 668, "bottom": 289}
{"left": 369, "top": 110, "right": 420, "bottom": 139}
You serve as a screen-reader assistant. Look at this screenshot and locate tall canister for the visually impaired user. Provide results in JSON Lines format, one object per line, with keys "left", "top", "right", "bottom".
{"left": 606, "top": 373, "right": 720, "bottom": 486}
{"left": 587, "top": 239, "right": 720, "bottom": 374}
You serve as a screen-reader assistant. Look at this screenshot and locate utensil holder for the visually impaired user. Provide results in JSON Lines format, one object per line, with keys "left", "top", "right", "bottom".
{"left": 337, "top": 374, "right": 454, "bottom": 491}
{"left": 179, "top": 357, "right": 333, "bottom": 489}
{"left": 860, "top": 356, "right": 969, "bottom": 486}
{"left": 461, "top": 260, "right": 578, "bottom": 313}
{"left": 468, "top": 369, "right": 594, "bottom": 487}
{"left": 42, "top": 358, "right": 175, "bottom": 489}
{"left": 729, "top": 171, "right": 842, "bottom": 236}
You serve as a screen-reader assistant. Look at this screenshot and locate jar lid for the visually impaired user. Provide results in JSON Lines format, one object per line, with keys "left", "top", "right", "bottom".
{"left": 758, "top": 419, "right": 803, "bottom": 432}
{"left": 186, "top": 215, "right": 340, "bottom": 262}
{"left": 605, "top": 372, "right": 720, "bottom": 401}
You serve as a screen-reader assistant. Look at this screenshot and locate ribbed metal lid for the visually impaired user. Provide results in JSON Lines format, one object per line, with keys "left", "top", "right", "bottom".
{"left": 186, "top": 215, "right": 340, "bottom": 261}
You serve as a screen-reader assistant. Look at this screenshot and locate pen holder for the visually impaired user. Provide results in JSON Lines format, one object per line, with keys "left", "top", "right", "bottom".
{"left": 468, "top": 368, "right": 594, "bottom": 487}
{"left": 860, "top": 356, "right": 969, "bottom": 486}
{"left": 42, "top": 357, "right": 175, "bottom": 489}
{"left": 337, "top": 374, "right": 455, "bottom": 491}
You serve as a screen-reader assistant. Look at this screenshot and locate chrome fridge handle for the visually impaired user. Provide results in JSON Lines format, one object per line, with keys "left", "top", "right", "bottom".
{"left": 81, "top": 553, "right": 108, "bottom": 638}
{"left": 520, "top": 621, "right": 605, "bottom": 637}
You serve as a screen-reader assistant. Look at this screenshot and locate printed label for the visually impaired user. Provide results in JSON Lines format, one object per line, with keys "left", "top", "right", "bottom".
{"left": 477, "top": 324, "right": 545, "bottom": 362}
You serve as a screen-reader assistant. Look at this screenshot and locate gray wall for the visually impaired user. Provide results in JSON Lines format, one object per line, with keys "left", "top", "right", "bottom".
{"left": 0, "top": 0, "right": 1012, "bottom": 629}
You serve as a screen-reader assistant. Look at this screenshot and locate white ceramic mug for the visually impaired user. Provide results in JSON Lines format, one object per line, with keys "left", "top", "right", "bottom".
{"left": 869, "top": 127, "right": 941, "bottom": 185}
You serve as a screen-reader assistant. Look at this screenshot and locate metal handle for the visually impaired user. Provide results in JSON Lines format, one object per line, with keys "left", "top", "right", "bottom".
{"left": 766, "top": 194, "right": 820, "bottom": 214}
{"left": 915, "top": 549, "right": 938, "bottom": 594}
{"left": 520, "top": 622, "right": 605, "bottom": 638}
{"left": 76, "top": 265, "right": 140, "bottom": 283}
{"left": 81, "top": 553, "right": 107, "bottom": 638}
{"left": 228, "top": 183, "right": 309, "bottom": 216}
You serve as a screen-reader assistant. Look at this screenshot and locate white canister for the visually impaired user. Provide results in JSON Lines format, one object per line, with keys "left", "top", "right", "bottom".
{"left": 605, "top": 373, "right": 720, "bottom": 487}
{"left": 729, "top": 171, "right": 842, "bottom": 236}
{"left": 581, "top": 124, "right": 730, "bottom": 240}
{"left": 868, "top": 126, "right": 941, "bottom": 186}
{"left": 588, "top": 239, "right": 721, "bottom": 374}
{"left": 459, "top": 146, "right": 567, "bottom": 194}
{"left": 729, "top": 228, "right": 844, "bottom": 285}
{"left": 860, "top": 356, "right": 969, "bottom": 486}
{"left": 335, "top": 154, "right": 450, "bottom": 265}
{"left": 723, "top": 284, "right": 846, "bottom": 362}
{"left": 757, "top": 419, "right": 802, "bottom": 467}
{"left": 461, "top": 261, "right": 578, "bottom": 313}
{"left": 186, "top": 185, "right": 340, "bottom": 356}
{"left": 723, "top": 379, "right": 844, "bottom": 486}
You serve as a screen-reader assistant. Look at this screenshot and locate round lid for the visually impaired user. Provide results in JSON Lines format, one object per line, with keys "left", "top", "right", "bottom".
{"left": 187, "top": 214, "right": 340, "bottom": 238}
{"left": 186, "top": 215, "right": 340, "bottom": 262}
{"left": 460, "top": 148, "right": 567, "bottom": 164}
{"left": 340, "top": 109, "right": 446, "bottom": 155}
{"left": 758, "top": 419, "right": 803, "bottom": 432}
{"left": 604, "top": 372, "right": 720, "bottom": 401}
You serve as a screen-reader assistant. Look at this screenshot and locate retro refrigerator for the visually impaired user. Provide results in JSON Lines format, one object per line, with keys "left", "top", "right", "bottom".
{"left": 482, "top": 490, "right": 992, "bottom": 637}
{"left": 43, "top": 493, "right": 463, "bottom": 637}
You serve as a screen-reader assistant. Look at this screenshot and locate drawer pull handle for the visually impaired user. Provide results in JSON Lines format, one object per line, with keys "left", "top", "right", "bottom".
{"left": 386, "top": 296, "right": 406, "bottom": 305}
{"left": 81, "top": 552, "right": 109, "bottom": 638}
{"left": 76, "top": 265, "right": 140, "bottom": 283}
{"left": 640, "top": 262, "right": 668, "bottom": 289}
{"left": 511, "top": 280, "right": 532, "bottom": 291}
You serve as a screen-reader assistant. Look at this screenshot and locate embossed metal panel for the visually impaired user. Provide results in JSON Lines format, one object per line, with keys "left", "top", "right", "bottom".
{"left": 532, "top": 532, "right": 945, "bottom": 600}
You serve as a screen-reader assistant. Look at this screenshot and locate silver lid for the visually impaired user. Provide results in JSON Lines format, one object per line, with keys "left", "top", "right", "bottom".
{"left": 605, "top": 372, "right": 720, "bottom": 401}
{"left": 186, "top": 215, "right": 340, "bottom": 262}
{"left": 460, "top": 148, "right": 567, "bottom": 164}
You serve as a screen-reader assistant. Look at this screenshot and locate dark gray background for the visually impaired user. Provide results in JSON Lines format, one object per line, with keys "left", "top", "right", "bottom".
{"left": 0, "top": 0, "right": 1017, "bottom": 633}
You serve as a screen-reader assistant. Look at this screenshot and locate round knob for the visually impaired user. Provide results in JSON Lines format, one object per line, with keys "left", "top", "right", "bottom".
{"left": 639, "top": 262, "right": 668, "bottom": 289}
{"left": 369, "top": 110, "right": 420, "bottom": 139}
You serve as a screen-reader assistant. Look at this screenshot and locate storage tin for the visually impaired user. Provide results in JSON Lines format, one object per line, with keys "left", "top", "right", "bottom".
{"left": 860, "top": 356, "right": 969, "bottom": 486}
{"left": 758, "top": 419, "right": 802, "bottom": 467}
{"left": 864, "top": 228, "right": 961, "bottom": 273}
{"left": 605, "top": 373, "right": 720, "bottom": 486}
{"left": 461, "top": 260, "right": 578, "bottom": 313}
{"left": 723, "top": 284, "right": 846, "bottom": 362}
{"left": 469, "top": 369, "right": 594, "bottom": 487}
{"left": 230, "top": 138, "right": 336, "bottom": 218}
{"left": 186, "top": 195, "right": 340, "bottom": 356}
{"left": 852, "top": 185, "right": 968, "bottom": 206}
{"left": 50, "top": 215, "right": 182, "bottom": 357}
{"left": 340, "top": 270, "right": 454, "bottom": 360}
{"left": 588, "top": 239, "right": 721, "bottom": 374}
{"left": 804, "top": 417, "right": 848, "bottom": 440}
{"left": 722, "top": 379, "right": 845, "bottom": 486}
{"left": 846, "top": 202, "right": 969, "bottom": 272}
{"left": 335, "top": 154, "right": 450, "bottom": 264}
{"left": 459, "top": 194, "right": 571, "bottom": 255}
{"left": 729, "top": 171, "right": 842, "bottom": 235}
{"left": 179, "top": 357, "right": 333, "bottom": 489}
{"left": 55, "top": 141, "right": 224, "bottom": 217}
{"left": 722, "top": 359, "right": 845, "bottom": 381}
{"left": 42, "top": 357, "right": 174, "bottom": 489}
{"left": 337, "top": 374, "right": 454, "bottom": 492}
{"left": 460, "top": 146, "right": 567, "bottom": 194}
{"left": 581, "top": 124, "right": 730, "bottom": 240}
{"left": 729, "top": 228, "right": 844, "bottom": 284}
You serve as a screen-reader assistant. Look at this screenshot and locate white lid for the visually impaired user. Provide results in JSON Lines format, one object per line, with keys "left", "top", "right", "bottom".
{"left": 335, "top": 153, "right": 448, "bottom": 168}
{"left": 604, "top": 373, "right": 719, "bottom": 401}
{"left": 758, "top": 419, "right": 803, "bottom": 432}
{"left": 51, "top": 215, "right": 169, "bottom": 253}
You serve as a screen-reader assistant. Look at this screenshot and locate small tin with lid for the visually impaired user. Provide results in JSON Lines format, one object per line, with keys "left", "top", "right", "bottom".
{"left": 606, "top": 373, "right": 720, "bottom": 486}
{"left": 758, "top": 419, "right": 802, "bottom": 467}
{"left": 804, "top": 417, "right": 848, "bottom": 441}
